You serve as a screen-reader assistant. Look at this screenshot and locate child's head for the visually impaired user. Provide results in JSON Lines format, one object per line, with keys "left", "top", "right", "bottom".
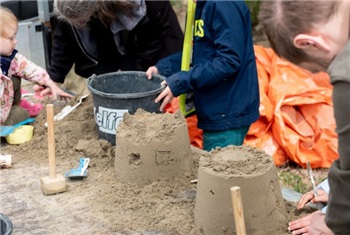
{"left": 0, "top": 7, "right": 18, "bottom": 57}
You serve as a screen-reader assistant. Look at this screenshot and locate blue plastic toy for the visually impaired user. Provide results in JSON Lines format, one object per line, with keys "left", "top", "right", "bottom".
{"left": 64, "top": 158, "right": 90, "bottom": 179}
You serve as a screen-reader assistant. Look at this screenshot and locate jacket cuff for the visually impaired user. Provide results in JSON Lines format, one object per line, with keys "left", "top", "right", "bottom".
{"left": 166, "top": 73, "right": 184, "bottom": 97}
{"left": 317, "top": 179, "right": 330, "bottom": 194}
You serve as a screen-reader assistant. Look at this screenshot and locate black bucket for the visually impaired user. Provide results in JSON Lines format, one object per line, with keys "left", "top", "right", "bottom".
{"left": 87, "top": 71, "right": 165, "bottom": 145}
{"left": 0, "top": 213, "right": 13, "bottom": 235}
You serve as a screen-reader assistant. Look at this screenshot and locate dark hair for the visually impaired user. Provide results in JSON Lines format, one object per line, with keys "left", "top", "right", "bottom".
{"left": 54, "top": 0, "right": 136, "bottom": 27}
{"left": 258, "top": 0, "right": 340, "bottom": 65}
{"left": 96, "top": 1, "right": 136, "bottom": 27}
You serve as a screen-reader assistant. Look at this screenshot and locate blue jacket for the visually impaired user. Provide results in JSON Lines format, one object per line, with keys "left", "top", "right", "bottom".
{"left": 156, "top": 0, "right": 260, "bottom": 131}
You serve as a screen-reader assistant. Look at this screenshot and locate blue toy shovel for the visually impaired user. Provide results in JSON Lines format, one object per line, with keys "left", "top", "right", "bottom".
{"left": 0, "top": 118, "right": 36, "bottom": 137}
{"left": 64, "top": 158, "right": 90, "bottom": 179}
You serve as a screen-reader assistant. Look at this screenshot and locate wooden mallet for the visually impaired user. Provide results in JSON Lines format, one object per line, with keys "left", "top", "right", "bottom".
{"left": 231, "top": 186, "right": 247, "bottom": 235}
{"left": 41, "top": 104, "right": 66, "bottom": 195}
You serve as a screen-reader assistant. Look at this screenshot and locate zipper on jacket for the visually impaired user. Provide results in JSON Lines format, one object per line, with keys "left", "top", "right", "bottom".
{"left": 71, "top": 27, "right": 98, "bottom": 66}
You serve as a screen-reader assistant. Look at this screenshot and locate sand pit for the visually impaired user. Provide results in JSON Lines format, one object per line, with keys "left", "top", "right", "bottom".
{"left": 0, "top": 92, "right": 313, "bottom": 234}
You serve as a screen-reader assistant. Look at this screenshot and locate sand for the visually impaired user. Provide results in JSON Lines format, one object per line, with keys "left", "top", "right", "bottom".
{"left": 0, "top": 90, "right": 314, "bottom": 235}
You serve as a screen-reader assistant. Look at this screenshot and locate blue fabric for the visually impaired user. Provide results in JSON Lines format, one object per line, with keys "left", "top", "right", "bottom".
{"left": 156, "top": 0, "right": 260, "bottom": 132}
{"left": 0, "top": 50, "right": 17, "bottom": 76}
{"left": 203, "top": 126, "right": 250, "bottom": 151}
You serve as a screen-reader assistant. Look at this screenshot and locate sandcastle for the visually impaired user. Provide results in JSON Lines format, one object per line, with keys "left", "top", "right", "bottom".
{"left": 115, "top": 110, "right": 194, "bottom": 186}
{"left": 115, "top": 110, "right": 287, "bottom": 234}
{"left": 194, "top": 145, "right": 287, "bottom": 234}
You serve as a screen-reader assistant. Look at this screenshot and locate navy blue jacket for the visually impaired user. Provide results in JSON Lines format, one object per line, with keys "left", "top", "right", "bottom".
{"left": 156, "top": 0, "right": 260, "bottom": 131}
{"left": 0, "top": 50, "right": 17, "bottom": 76}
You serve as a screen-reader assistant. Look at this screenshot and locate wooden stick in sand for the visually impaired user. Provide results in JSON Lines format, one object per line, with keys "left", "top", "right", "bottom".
{"left": 231, "top": 186, "right": 247, "bottom": 235}
{"left": 40, "top": 104, "right": 66, "bottom": 195}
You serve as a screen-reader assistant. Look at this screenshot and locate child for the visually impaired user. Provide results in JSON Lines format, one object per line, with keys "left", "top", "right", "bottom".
{"left": 146, "top": 0, "right": 260, "bottom": 151}
{"left": 0, "top": 6, "right": 73, "bottom": 126}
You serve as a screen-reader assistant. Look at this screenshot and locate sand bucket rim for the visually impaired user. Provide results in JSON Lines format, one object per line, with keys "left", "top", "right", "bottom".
{"left": 87, "top": 71, "right": 165, "bottom": 99}
{"left": 0, "top": 213, "right": 13, "bottom": 235}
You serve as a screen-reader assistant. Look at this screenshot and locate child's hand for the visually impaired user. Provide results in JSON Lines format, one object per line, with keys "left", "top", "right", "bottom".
{"left": 155, "top": 82, "right": 173, "bottom": 112}
{"left": 288, "top": 212, "right": 313, "bottom": 235}
{"left": 39, "top": 80, "right": 73, "bottom": 102}
{"left": 297, "top": 189, "right": 328, "bottom": 210}
{"left": 145, "top": 66, "right": 158, "bottom": 79}
{"left": 288, "top": 211, "right": 332, "bottom": 235}
{"left": 33, "top": 85, "right": 52, "bottom": 100}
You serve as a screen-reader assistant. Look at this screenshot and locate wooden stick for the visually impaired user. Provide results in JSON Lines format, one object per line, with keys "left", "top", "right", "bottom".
{"left": 231, "top": 186, "right": 246, "bottom": 235}
{"left": 46, "top": 104, "right": 56, "bottom": 179}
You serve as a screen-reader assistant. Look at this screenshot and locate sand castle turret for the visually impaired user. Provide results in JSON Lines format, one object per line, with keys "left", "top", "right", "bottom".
{"left": 115, "top": 110, "right": 194, "bottom": 186}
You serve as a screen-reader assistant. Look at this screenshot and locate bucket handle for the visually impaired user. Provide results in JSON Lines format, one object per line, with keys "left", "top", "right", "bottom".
{"left": 87, "top": 74, "right": 97, "bottom": 84}
{"left": 87, "top": 74, "right": 98, "bottom": 94}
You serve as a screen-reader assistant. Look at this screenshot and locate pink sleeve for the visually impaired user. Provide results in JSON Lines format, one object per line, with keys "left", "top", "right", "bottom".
{"left": 10, "top": 54, "right": 51, "bottom": 85}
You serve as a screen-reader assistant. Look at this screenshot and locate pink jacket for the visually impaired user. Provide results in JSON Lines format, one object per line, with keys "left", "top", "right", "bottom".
{"left": 0, "top": 53, "right": 50, "bottom": 124}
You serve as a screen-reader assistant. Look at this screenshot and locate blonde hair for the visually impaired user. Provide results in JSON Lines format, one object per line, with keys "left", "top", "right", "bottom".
{"left": 0, "top": 6, "right": 18, "bottom": 37}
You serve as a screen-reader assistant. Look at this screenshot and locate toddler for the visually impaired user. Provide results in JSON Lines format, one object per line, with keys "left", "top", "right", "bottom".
{"left": 0, "top": 6, "right": 73, "bottom": 126}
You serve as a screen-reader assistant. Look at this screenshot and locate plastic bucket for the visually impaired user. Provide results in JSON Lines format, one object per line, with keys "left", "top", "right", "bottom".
{"left": 87, "top": 71, "right": 165, "bottom": 145}
{"left": 0, "top": 213, "right": 13, "bottom": 235}
{"left": 6, "top": 125, "right": 34, "bottom": 145}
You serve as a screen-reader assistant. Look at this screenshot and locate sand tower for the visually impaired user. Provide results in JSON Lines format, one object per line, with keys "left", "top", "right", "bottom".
{"left": 115, "top": 110, "right": 194, "bottom": 186}
{"left": 194, "top": 145, "right": 287, "bottom": 234}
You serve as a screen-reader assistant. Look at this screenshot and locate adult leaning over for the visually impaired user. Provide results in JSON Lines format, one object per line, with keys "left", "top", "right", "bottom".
{"left": 44, "top": 0, "right": 183, "bottom": 86}
{"left": 259, "top": 1, "right": 350, "bottom": 234}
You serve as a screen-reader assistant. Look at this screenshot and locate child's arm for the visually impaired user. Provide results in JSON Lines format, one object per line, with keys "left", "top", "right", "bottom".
{"left": 10, "top": 54, "right": 73, "bottom": 100}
